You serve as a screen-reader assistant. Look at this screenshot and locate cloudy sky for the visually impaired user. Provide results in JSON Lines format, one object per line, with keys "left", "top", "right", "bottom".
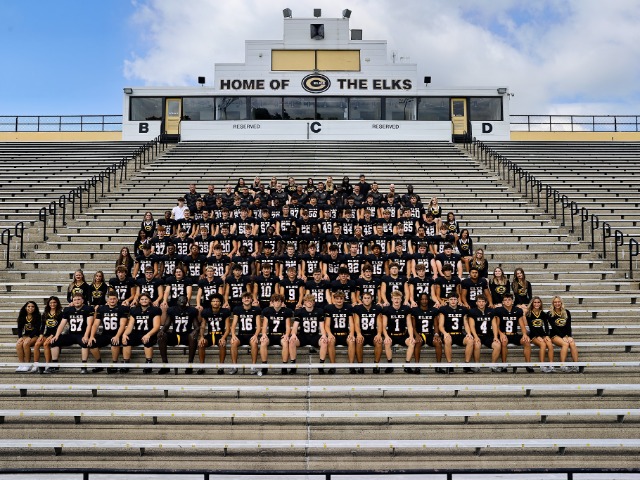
{"left": 2, "top": 0, "right": 639, "bottom": 116}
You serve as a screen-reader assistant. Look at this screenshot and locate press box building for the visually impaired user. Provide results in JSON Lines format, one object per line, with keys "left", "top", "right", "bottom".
{"left": 122, "top": 8, "right": 510, "bottom": 142}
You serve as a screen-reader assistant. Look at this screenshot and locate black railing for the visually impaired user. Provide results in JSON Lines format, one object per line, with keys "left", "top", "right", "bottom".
{"left": 467, "top": 135, "right": 640, "bottom": 279}
{"left": 0, "top": 222, "right": 25, "bottom": 269}
{"left": 0, "top": 135, "right": 166, "bottom": 269}
{"left": 0, "top": 115, "right": 122, "bottom": 132}
{"left": 511, "top": 114, "right": 640, "bottom": 132}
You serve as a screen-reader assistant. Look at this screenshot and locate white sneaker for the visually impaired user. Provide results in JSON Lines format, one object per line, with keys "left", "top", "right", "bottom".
{"left": 15, "top": 366, "right": 24, "bottom": 373}
{"left": 547, "top": 366, "right": 555, "bottom": 373}
{"left": 228, "top": 368, "right": 238, "bottom": 375}
{"left": 250, "top": 367, "right": 258, "bottom": 375}
{"left": 560, "top": 366, "right": 571, "bottom": 373}
{"left": 27, "top": 365, "right": 38, "bottom": 373}
{"left": 257, "top": 369, "right": 263, "bottom": 377}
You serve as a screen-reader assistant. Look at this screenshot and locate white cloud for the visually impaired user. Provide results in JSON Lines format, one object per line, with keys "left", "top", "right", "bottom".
{"left": 125, "top": 0, "right": 640, "bottom": 114}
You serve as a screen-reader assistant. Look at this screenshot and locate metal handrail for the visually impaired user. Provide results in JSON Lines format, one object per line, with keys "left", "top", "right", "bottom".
{"left": 0, "top": 114, "right": 122, "bottom": 132}
{"left": 511, "top": 114, "right": 640, "bottom": 132}
{"left": 469, "top": 138, "right": 640, "bottom": 279}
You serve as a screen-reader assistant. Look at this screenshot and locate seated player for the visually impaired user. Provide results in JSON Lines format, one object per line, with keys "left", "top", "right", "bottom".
{"left": 466, "top": 294, "right": 500, "bottom": 372}
{"left": 230, "top": 292, "right": 262, "bottom": 375}
{"left": 290, "top": 294, "right": 327, "bottom": 374}
{"left": 198, "top": 294, "right": 231, "bottom": 375}
{"left": 90, "top": 290, "right": 130, "bottom": 374}
{"left": 323, "top": 291, "right": 355, "bottom": 374}
{"left": 157, "top": 295, "right": 199, "bottom": 374}
{"left": 492, "top": 293, "right": 532, "bottom": 373}
{"left": 526, "top": 296, "right": 555, "bottom": 373}
{"left": 549, "top": 295, "right": 579, "bottom": 373}
{"left": 352, "top": 291, "right": 382, "bottom": 374}
{"left": 122, "top": 293, "right": 162, "bottom": 374}
{"left": 108, "top": 266, "right": 136, "bottom": 307}
{"left": 378, "top": 290, "right": 415, "bottom": 373}
{"left": 260, "top": 293, "right": 293, "bottom": 375}
{"left": 49, "top": 293, "right": 95, "bottom": 374}
{"left": 438, "top": 294, "right": 474, "bottom": 373}
{"left": 411, "top": 292, "right": 443, "bottom": 374}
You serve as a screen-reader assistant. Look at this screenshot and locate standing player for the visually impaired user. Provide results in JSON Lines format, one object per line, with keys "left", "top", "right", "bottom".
{"left": 49, "top": 293, "right": 95, "bottom": 374}
{"left": 379, "top": 291, "right": 415, "bottom": 373}
{"left": 122, "top": 293, "right": 162, "bottom": 373}
{"left": 290, "top": 294, "right": 327, "bottom": 374}
{"left": 492, "top": 293, "right": 532, "bottom": 373}
{"left": 230, "top": 292, "right": 262, "bottom": 375}
{"left": 323, "top": 291, "right": 355, "bottom": 374}
{"left": 260, "top": 293, "right": 293, "bottom": 375}
{"left": 411, "top": 292, "right": 442, "bottom": 374}
{"left": 198, "top": 294, "right": 231, "bottom": 375}
{"left": 157, "top": 296, "right": 199, "bottom": 374}
{"left": 466, "top": 294, "right": 500, "bottom": 371}
{"left": 438, "top": 294, "right": 474, "bottom": 373}
{"left": 91, "top": 291, "right": 130, "bottom": 374}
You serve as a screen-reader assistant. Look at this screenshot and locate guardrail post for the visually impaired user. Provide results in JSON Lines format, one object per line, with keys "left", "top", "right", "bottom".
{"left": 38, "top": 206, "right": 48, "bottom": 241}
{"left": 590, "top": 214, "right": 599, "bottom": 250}
{"left": 579, "top": 207, "right": 588, "bottom": 241}
{"left": 59, "top": 195, "right": 67, "bottom": 226}
{"left": 614, "top": 230, "right": 625, "bottom": 268}
{"left": 1, "top": 228, "right": 12, "bottom": 268}
{"left": 602, "top": 222, "right": 611, "bottom": 258}
{"left": 630, "top": 238, "right": 639, "bottom": 279}
{"left": 15, "top": 222, "right": 25, "bottom": 259}
{"left": 49, "top": 201, "right": 57, "bottom": 234}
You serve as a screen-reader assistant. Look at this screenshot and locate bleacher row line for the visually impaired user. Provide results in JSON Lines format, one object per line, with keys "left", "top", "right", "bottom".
{"left": 3, "top": 438, "right": 638, "bottom": 457}
{"left": 0, "top": 380, "right": 636, "bottom": 398}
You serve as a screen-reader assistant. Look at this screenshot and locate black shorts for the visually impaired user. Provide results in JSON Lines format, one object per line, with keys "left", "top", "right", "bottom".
{"left": 419, "top": 333, "right": 436, "bottom": 348}
{"left": 202, "top": 331, "right": 225, "bottom": 348}
{"left": 236, "top": 333, "right": 255, "bottom": 346}
{"left": 476, "top": 335, "right": 495, "bottom": 349}
{"left": 448, "top": 332, "right": 466, "bottom": 347}
{"left": 360, "top": 334, "right": 376, "bottom": 347}
{"left": 124, "top": 331, "right": 157, "bottom": 348}
{"left": 297, "top": 333, "right": 321, "bottom": 348}
{"left": 163, "top": 331, "right": 194, "bottom": 346}
{"left": 90, "top": 333, "right": 114, "bottom": 349}
{"left": 268, "top": 333, "right": 286, "bottom": 346}
{"left": 51, "top": 333, "right": 87, "bottom": 349}
{"left": 506, "top": 334, "right": 524, "bottom": 346}
{"left": 332, "top": 333, "right": 349, "bottom": 347}
{"left": 388, "top": 333, "right": 407, "bottom": 346}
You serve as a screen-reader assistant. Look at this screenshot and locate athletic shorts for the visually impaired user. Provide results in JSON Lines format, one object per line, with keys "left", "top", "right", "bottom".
{"left": 268, "top": 333, "right": 286, "bottom": 346}
{"left": 51, "top": 333, "right": 87, "bottom": 349}
{"left": 478, "top": 335, "right": 495, "bottom": 349}
{"left": 235, "top": 333, "right": 255, "bottom": 346}
{"left": 123, "top": 331, "right": 157, "bottom": 348}
{"left": 419, "top": 333, "right": 436, "bottom": 348}
{"left": 90, "top": 333, "right": 114, "bottom": 349}
{"left": 360, "top": 334, "right": 376, "bottom": 347}
{"left": 297, "top": 333, "right": 321, "bottom": 348}
{"left": 332, "top": 332, "right": 349, "bottom": 347}
{"left": 506, "top": 334, "right": 524, "bottom": 346}
{"left": 388, "top": 333, "right": 408, "bottom": 346}
{"left": 162, "top": 331, "right": 193, "bottom": 347}
{"left": 447, "top": 332, "right": 466, "bottom": 347}
{"left": 203, "top": 332, "right": 226, "bottom": 348}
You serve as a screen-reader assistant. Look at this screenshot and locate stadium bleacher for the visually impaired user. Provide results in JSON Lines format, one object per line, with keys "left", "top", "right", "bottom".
{"left": 0, "top": 140, "right": 638, "bottom": 471}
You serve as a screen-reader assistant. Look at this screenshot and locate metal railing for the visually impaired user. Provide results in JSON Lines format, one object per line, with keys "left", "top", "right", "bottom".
{"left": 465, "top": 134, "right": 640, "bottom": 279}
{"left": 0, "top": 135, "right": 167, "bottom": 269}
{"left": 510, "top": 114, "right": 640, "bottom": 132}
{"left": 0, "top": 115, "right": 122, "bottom": 132}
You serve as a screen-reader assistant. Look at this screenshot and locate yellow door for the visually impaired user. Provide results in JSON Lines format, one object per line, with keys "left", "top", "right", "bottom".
{"left": 450, "top": 98, "right": 468, "bottom": 139}
{"left": 164, "top": 98, "right": 182, "bottom": 135}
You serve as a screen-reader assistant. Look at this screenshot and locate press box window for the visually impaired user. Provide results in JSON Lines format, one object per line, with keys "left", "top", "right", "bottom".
{"left": 469, "top": 97, "right": 503, "bottom": 121}
{"left": 216, "top": 97, "right": 249, "bottom": 120}
{"left": 417, "top": 98, "right": 450, "bottom": 121}
{"left": 385, "top": 98, "right": 416, "bottom": 120}
{"left": 183, "top": 97, "right": 215, "bottom": 121}
{"left": 251, "top": 97, "right": 283, "bottom": 120}
{"left": 130, "top": 97, "right": 163, "bottom": 121}
{"left": 272, "top": 50, "right": 360, "bottom": 71}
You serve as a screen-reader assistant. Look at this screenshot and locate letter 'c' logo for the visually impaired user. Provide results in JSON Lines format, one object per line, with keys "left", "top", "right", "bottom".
{"left": 302, "top": 74, "right": 331, "bottom": 94}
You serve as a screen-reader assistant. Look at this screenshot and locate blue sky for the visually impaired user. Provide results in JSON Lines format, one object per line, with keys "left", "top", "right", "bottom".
{"left": 1, "top": 0, "right": 639, "bottom": 116}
